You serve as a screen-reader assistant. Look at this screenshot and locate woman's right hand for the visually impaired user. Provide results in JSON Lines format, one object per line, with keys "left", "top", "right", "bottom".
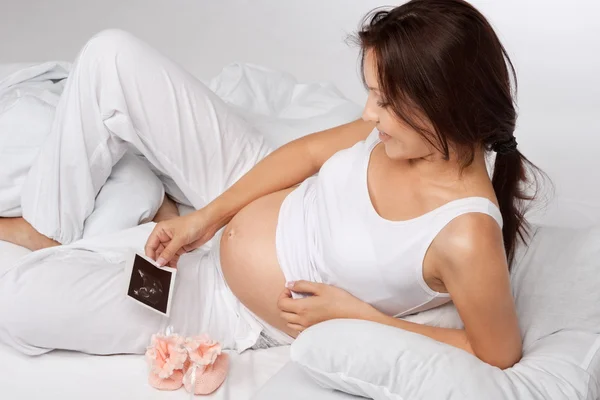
{"left": 144, "top": 209, "right": 221, "bottom": 268}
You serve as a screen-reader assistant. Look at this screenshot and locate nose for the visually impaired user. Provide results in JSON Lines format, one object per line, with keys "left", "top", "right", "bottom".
{"left": 362, "top": 98, "right": 378, "bottom": 123}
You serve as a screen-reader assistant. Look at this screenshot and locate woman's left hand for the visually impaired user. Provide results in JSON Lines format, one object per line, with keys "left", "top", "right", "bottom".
{"left": 277, "top": 280, "right": 380, "bottom": 333}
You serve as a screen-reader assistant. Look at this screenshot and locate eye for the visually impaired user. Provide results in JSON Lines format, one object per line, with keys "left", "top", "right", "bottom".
{"left": 376, "top": 100, "right": 389, "bottom": 108}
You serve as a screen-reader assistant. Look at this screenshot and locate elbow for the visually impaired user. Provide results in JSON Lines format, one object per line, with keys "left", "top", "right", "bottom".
{"left": 470, "top": 342, "right": 523, "bottom": 370}
{"left": 485, "top": 352, "right": 521, "bottom": 370}
{"left": 485, "top": 348, "right": 522, "bottom": 370}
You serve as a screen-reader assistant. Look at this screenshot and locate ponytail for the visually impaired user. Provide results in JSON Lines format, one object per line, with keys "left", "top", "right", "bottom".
{"left": 491, "top": 147, "right": 546, "bottom": 269}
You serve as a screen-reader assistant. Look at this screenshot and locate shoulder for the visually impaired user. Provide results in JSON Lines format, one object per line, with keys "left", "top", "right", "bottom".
{"left": 432, "top": 211, "right": 507, "bottom": 276}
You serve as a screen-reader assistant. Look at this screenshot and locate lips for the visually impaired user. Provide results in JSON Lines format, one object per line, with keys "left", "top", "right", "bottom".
{"left": 378, "top": 130, "right": 391, "bottom": 141}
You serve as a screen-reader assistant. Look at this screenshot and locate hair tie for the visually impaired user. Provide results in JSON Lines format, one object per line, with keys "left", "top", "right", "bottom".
{"left": 491, "top": 136, "right": 518, "bottom": 155}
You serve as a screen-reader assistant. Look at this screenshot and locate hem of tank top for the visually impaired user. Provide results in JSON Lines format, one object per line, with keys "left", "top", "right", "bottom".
{"left": 393, "top": 297, "right": 448, "bottom": 318}
{"left": 274, "top": 187, "right": 295, "bottom": 285}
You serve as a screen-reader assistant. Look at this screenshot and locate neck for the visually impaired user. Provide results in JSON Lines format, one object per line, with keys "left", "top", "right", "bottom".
{"left": 406, "top": 146, "right": 489, "bottom": 186}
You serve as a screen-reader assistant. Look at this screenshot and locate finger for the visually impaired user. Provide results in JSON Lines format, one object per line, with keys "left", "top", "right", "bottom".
{"left": 277, "top": 293, "right": 298, "bottom": 313}
{"left": 163, "top": 243, "right": 188, "bottom": 269}
{"left": 183, "top": 237, "right": 205, "bottom": 253}
{"left": 286, "top": 280, "right": 321, "bottom": 295}
{"left": 156, "top": 243, "right": 165, "bottom": 259}
{"left": 167, "top": 253, "right": 180, "bottom": 269}
{"left": 144, "top": 225, "right": 163, "bottom": 260}
{"left": 156, "top": 238, "right": 184, "bottom": 267}
{"left": 287, "top": 323, "right": 305, "bottom": 333}
{"left": 146, "top": 224, "right": 175, "bottom": 260}
{"left": 278, "top": 288, "right": 293, "bottom": 301}
{"left": 279, "top": 311, "right": 302, "bottom": 324}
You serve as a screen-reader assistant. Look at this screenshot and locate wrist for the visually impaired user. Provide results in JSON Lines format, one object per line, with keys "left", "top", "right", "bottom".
{"left": 359, "top": 303, "right": 384, "bottom": 322}
{"left": 202, "top": 199, "right": 236, "bottom": 230}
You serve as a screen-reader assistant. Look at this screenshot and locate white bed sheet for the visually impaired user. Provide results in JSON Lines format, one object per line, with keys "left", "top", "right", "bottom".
{"left": 0, "top": 239, "right": 290, "bottom": 400}
{"left": 0, "top": 342, "right": 290, "bottom": 400}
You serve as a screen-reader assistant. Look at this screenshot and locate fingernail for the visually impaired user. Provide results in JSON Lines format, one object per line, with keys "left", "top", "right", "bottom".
{"left": 285, "top": 281, "right": 295, "bottom": 288}
{"left": 156, "top": 257, "right": 166, "bottom": 267}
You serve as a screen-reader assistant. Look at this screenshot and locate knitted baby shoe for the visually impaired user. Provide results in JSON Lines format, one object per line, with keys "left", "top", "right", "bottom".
{"left": 183, "top": 353, "right": 230, "bottom": 395}
{"left": 145, "top": 333, "right": 188, "bottom": 390}
{"left": 182, "top": 334, "right": 229, "bottom": 395}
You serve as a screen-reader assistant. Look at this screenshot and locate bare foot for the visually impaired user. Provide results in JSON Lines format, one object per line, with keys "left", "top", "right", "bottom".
{"left": 153, "top": 195, "right": 180, "bottom": 223}
{"left": 0, "top": 217, "right": 60, "bottom": 251}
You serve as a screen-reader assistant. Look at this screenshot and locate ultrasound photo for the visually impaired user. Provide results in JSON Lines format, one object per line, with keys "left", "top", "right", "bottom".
{"left": 126, "top": 254, "right": 176, "bottom": 316}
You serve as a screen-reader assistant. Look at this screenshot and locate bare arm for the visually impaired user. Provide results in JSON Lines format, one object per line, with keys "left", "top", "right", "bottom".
{"left": 370, "top": 214, "right": 522, "bottom": 369}
{"left": 204, "top": 119, "right": 374, "bottom": 229}
{"left": 146, "top": 119, "right": 374, "bottom": 266}
{"left": 278, "top": 213, "right": 521, "bottom": 369}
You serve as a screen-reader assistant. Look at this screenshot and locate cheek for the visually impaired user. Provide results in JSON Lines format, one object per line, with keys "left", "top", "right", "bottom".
{"left": 381, "top": 113, "right": 412, "bottom": 138}
{"left": 383, "top": 127, "right": 430, "bottom": 160}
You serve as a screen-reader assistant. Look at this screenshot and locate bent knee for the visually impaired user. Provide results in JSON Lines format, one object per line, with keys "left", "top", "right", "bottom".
{"left": 88, "top": 28, "right": 140, "bottom": 51}
{"left": 79, "top": 28, "right": 145, "bottom": 63}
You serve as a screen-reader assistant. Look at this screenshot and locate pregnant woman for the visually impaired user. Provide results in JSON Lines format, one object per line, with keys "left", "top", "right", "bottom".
{"left": 0, "top": 0, "right": 540, "bottom": 369}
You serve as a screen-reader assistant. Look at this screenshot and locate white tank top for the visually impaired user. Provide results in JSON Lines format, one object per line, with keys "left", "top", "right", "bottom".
{"left": 275, "top": 129, "right": 503, "bottom": 317}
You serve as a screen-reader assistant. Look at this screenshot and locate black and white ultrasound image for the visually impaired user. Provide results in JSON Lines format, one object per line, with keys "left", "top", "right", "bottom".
{"left": 127, "top": 254, "right": 172, "bottom": 314}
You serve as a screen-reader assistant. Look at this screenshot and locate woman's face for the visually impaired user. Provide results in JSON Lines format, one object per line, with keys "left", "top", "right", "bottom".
{"left": 362, "top": 50, "right": 436, "bottom": 161}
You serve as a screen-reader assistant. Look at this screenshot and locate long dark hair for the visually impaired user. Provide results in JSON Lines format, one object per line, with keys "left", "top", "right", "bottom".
{"left": 354, "top": 0, "right": 547, "bottom": 268}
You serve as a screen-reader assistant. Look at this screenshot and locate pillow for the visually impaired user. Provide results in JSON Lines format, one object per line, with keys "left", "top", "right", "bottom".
{"left": 253, "top": 361, "right": 357, "bottom": 400}
{"left": 290, "top": 226, "right": 600, "bottom": 399}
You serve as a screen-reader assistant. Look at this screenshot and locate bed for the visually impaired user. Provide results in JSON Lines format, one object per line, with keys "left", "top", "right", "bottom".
{"left": 2, "top": 1, "right": 599, "bottom": 399}
{"left": 0, "top": 59, "right": 361, "bottom": 399}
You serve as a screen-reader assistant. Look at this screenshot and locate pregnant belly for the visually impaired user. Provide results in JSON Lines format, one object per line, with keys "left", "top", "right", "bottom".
{"left": 219, "top": 187, "right": 299, "bottom": 339}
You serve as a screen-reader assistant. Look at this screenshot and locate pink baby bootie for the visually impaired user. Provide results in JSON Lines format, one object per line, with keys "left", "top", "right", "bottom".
{"left": 182, "top": 334, "right": 230, "bottom": 395}
{"left": 145, "top": 333, "right": 188, "bottom": 390}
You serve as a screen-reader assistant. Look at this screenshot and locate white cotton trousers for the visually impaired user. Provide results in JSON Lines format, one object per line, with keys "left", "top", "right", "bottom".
{"left": 0, "top": 29, "right": 278, "bottom": 356}
{"left": 20, "top": 29, "right": 271, "bottom": 245}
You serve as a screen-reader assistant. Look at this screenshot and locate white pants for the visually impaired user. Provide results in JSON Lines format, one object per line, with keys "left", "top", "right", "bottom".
{"left": 21, "top": 29, "right": 271, "bottom": 245}
{"left": 0, "top": 29, "right": 276, "bottom": 356}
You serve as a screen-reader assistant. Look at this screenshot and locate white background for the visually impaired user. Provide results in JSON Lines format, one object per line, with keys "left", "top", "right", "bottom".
{"left": 1, "top": 0, "right": 599, "bottom": 226}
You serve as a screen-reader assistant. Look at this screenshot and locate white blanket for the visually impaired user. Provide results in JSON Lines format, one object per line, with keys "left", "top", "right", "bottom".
{"left": 0, "top": 61, "right": 361, "bottom": 238}
{"left": 0, "top": 62, "right": 70, "bottom": 217}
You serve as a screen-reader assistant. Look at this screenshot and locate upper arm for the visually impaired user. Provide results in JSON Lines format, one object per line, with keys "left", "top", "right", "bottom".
{"left": 434, "top": 213, "right": 523, "bottom": 369}
{"left": 299, "top": 119, "right": 375, "bottom": 170}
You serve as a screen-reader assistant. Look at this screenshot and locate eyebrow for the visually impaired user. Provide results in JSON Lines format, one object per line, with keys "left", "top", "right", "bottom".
{"left": 367, "top": 86, "right": 381, "bottom": 92}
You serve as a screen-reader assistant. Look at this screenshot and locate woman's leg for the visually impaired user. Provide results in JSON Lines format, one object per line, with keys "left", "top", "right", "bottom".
{"left": 20, "top": 29, "right": 272, "bottom": 245}
{"left": 0, "top": 218, "right": 59, "bottom": 250}
{"left": 0, "top": 152, "right": 165, "bottom": 250}
{"left": 152, "top": 194, "right": 180, "bottom": 223}
{"left": 0, "top": 224, "right": 241, "bottom": 355}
